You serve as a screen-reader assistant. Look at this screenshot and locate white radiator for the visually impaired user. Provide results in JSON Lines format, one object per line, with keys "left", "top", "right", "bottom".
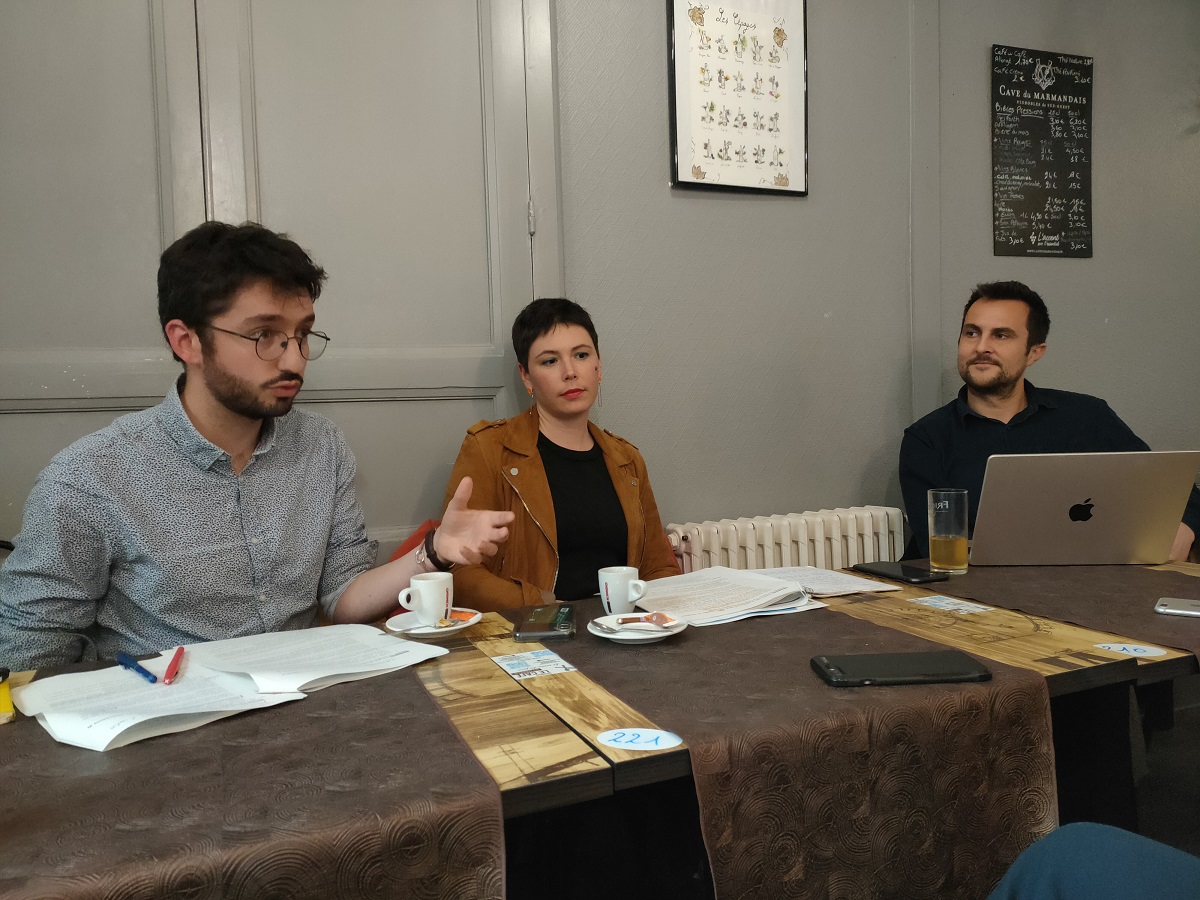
{"left": 666, "top": 507, "right": 903, "bottom": 573}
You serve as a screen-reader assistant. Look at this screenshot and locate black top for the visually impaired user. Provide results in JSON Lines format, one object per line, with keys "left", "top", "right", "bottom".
{"left": 538, "top": 433, "right": 628, "bottom": 600}
{"left": 899, "top": 382, "right": 1200, "bottom": 558}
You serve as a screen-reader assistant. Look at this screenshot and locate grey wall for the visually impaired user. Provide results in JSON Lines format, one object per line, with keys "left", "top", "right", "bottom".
{"left": 2, "top": 0, "right": 1196, "bottom": 544}
{"left": 552, "top": 0, "right": 1200, "bottom": 530}
{"left": 0, "top": 1, "right": 531, "bottom": 555}
{"left": 553, "top": 0, "right": 917, "bottom": 524}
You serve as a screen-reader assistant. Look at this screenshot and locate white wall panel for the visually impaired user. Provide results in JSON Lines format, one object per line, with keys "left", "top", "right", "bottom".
{"left": 247, "top": 2, "right": 493, "bottom": 349}
{"left": 195, "top": 0, "right": 534, "bottom": 397}
{"left": 0, "top": 0, "right": 202, "bottom": 406}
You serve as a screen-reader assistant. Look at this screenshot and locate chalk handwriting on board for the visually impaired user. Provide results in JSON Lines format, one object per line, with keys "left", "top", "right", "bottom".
{"left": 991, "top": 44, "right": 1093, "bottom": 258}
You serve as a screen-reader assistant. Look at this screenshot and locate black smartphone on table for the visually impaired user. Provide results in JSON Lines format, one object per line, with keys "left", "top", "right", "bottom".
{"left": 811, "top": 649, "right": 992, "bottom": 687}
{"left": 851, "top": 561, "right": 949, "bottom": 584}
{"left": 513, "top": 603, "right": 576, "bottom": 642}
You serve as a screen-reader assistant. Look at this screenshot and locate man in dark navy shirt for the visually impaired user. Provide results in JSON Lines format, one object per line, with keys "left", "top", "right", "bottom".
{"left": 900, "top": 281, "right": 1199, "bottom": 560}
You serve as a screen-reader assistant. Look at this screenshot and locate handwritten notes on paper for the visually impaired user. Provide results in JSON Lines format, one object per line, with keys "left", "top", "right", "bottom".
{"left": 597, "top": 728, "right": 683, "bottom": 751}
{"left": 992, "top": 44, "right": 1093, "bottom": 257}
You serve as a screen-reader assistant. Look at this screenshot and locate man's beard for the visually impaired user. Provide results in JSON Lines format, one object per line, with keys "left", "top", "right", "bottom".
{"left": 207, "top": 358, "right": 303, "bottom": 420}
{"left": 959, "top": 356, "right": 1023, "bottom": 398}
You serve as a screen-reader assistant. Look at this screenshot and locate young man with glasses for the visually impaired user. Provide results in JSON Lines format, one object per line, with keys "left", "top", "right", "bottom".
{"left": 0, "top": 222, "right": 513, "bottom": 669}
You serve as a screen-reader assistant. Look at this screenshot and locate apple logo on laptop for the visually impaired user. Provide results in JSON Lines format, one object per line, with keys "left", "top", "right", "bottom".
{"left": 1068, "top": 498, "right": 1094, "bottom": 522}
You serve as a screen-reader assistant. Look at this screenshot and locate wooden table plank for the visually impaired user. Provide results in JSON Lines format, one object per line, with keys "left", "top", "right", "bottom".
{"left": 466, "top": 615, "right": 690, "bottom": 787}
{"left": 823, "top": 584, "right": 1168, "bottom": 695}
{"left": 1151, "top": 560, "right": 1200, "bottom": 578}
{"left": 414, "top": 631, "right": 611, "bottom": 818}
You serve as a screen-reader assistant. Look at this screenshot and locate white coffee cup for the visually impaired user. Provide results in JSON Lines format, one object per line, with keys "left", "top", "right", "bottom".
{"left": 398, "top": 572, "right": 453, "bottom": 626}
{"left": 598, "top": 566, "right": 647, "bottom": 615}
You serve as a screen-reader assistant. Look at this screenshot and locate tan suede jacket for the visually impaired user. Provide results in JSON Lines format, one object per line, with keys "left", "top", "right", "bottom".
{"left": 442, "top": 407, "right": 680, "bottom": 611}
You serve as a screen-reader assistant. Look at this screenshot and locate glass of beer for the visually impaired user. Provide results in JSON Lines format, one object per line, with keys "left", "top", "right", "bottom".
{"left": 928, "top": 489, "right": 969, "bottom": 574}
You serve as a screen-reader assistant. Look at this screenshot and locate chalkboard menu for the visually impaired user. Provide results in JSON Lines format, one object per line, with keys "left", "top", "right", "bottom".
{"left": 992, "top": 44, "right": 1093, "bottom": 258}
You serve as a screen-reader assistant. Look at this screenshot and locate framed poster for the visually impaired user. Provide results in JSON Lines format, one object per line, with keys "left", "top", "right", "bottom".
{"left": 668, "top": 1, "right": 808, "bottom": 195}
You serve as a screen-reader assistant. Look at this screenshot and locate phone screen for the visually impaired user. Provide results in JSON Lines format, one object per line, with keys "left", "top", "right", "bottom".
{"left": 525, "top": 605, "right": 567, "bottom": 626}
{"left": 514, "top": 604, "right": 576, "bottom": 641}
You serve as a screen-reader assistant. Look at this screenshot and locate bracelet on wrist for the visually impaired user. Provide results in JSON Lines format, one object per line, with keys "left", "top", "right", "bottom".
{"left": 418, "top": 527, "right": 453, "bottom": 572}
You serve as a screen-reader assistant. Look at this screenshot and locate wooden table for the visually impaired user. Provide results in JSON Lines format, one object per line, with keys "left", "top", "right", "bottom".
{"left": 463, "top": 615, "right": 691, "bottom": 789}
{"left": 439, "top": 599, "right": 1058, "bottom": 900}
{"left": 823, "top": 562, "right": 1200, "bottom": 692}
{"left": 411, "top": 619, "right": 711, "bottom": 898}
{"left": 822, "top": 585, "right": 1147, "bottom": 696}
{"left": 412, "top": 629, "right": 612, "bottom": 817}
{"left": 411, "top": 565, "right": 1198, "bottom": 892}
{"left": 13, "top": 558, "right": 1168, "bottom": 900}
{"left": 823, "top": 561, "right": 1200, "bottom": 829}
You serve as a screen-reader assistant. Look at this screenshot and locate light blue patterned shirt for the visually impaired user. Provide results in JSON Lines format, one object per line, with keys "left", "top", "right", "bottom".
{"left": 0, "top": 381, "right": 377, "bottom": 669}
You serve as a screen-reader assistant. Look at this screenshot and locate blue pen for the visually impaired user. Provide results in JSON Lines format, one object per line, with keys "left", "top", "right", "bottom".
{"left": 115, "top": 652, "right": 158, "bottom": 684}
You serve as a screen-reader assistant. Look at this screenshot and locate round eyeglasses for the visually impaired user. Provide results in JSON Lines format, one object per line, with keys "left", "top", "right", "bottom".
{"left": 207, "top": 326, "right": 330, "bottom": 361}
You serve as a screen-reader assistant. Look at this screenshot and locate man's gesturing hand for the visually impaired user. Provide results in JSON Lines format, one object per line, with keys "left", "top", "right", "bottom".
{"left": 433, "top": 477, "right": 515, "bottom": 565}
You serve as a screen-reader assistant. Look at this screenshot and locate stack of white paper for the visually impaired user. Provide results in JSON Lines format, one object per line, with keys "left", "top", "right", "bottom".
{"left": 13, "top": 625, "right": 445, "bottom": 751}
{"left": 14, "top": 664, "right": 304, "bottom": 751}
{"left": 636, "top": 567, "right": 815, "bottom": 626}
{"left": 185, "top": 625, "right": 445, "bottom": 693}
{"left": 637, "top": 565, "right": 898, "bottom": 627}
{"left": 750, "top": 566, "right": 902, "bottom": 597}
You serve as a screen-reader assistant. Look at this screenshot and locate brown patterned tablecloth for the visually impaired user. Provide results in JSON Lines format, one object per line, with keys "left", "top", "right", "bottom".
{"left": 556, "top": 600, "right": 1057, "bottom": 900}
{"left": 0, "top": 667, "right": 504, "bottom": 900}
{"left": 945, "top": 565, "right": 1200, "bottom": 658}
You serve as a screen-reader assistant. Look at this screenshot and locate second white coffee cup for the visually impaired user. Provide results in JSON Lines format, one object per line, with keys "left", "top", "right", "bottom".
{"left": 399, "top": 571, "right": 453, "bottom": 626}
{"left": 598, "top": 566, "right": 647, "bottom": 615}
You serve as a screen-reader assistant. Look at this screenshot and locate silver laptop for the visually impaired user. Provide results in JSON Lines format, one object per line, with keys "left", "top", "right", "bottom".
{"left": 969, "top": 451, "right": 1200, "bottom": 566}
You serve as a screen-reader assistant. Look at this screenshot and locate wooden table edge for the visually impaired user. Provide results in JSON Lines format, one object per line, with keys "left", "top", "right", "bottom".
{"left": 467, "top": 615, "right": 693, "bottom": 789}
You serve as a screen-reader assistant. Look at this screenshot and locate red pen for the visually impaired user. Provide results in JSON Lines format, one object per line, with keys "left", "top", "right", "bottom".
{"left": 162, "top": 646, "right": 185, "bottom": 685}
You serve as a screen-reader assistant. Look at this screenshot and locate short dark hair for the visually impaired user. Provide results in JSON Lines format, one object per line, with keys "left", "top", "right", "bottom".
{"left": 158, "top": 221, "right": 327, "bottom": 360}
{"left": 511, "top": 298, "right": 600, "bottom": 369}
{"left": 962, "top": 280, "right": 1051, "bottom": 349}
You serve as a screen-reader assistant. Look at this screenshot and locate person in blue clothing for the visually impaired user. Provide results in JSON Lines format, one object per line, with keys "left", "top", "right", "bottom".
{"left": 989, "top": 823, "right": 1200, "bottom": 899}
{"left": 900, "top": 281, "right": 1199, "bottom": 560}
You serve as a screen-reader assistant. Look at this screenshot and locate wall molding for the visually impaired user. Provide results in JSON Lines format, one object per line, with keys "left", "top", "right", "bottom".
{"left": 908, "top": 0, "right": 943, "bottom": 420}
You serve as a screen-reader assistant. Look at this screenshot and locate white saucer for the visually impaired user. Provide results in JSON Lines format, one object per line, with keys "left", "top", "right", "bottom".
{"left": 385, "top": 608, "right": 482, "bottom": 639}
{"left": 587, "top": 614, "right": 687, "bottom": 645}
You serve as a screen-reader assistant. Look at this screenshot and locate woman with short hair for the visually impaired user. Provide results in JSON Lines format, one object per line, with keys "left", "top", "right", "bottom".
{"left": 443, "top": 297, "right": 678, "bottom": 610}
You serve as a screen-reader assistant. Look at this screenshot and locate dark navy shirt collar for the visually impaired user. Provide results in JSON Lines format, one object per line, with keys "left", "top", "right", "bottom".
{"left": 953, "top": 380, "right": 1058, "bottom": 425}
